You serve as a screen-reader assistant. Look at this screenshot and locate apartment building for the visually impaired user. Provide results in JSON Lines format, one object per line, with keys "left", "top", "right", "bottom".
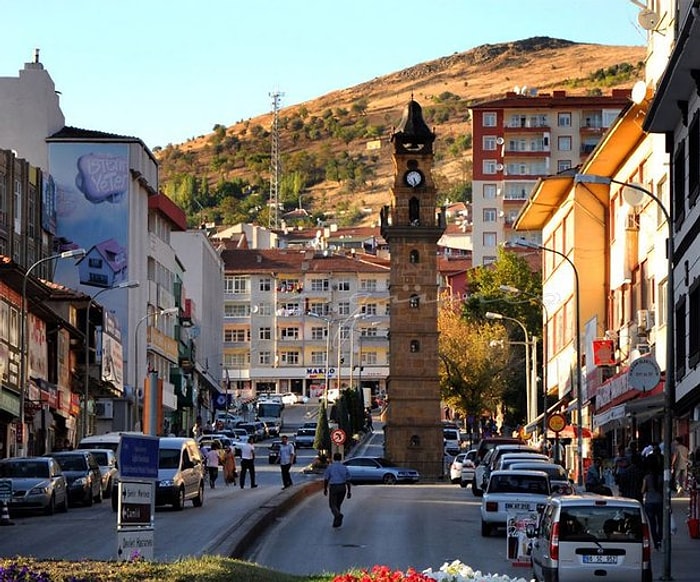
{"left": 219, "top": 248, "right": 390, "bottom": 400}
{"left": 471, "top": 89, "right": 630, "bottom": 266}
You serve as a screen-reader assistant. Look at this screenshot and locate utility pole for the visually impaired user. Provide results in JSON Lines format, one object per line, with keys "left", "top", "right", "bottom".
{"left": 268, "top": 90, "right": 284, "bottom": 230}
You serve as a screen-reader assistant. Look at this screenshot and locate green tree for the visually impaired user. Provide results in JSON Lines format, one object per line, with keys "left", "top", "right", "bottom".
{"left": 314, "top": 402, "right": 332, "bottom": 456}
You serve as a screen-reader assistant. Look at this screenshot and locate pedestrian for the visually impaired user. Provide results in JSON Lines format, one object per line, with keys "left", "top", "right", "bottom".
{"left": 323, "top": 452, "right": 352, "bottom": 528}
{"left": 642, "top": 458, "right": 663, "bottom": 550}
{"left": 278, "top": 435, "right": 296, "bottom": 489}
{"left": 205, "top": 442, "right": 220, "bottom": 489}
{"left": 238, "top": 440, "right": 257, "bottom": 489}
{"left": 365, "top": 407, "right": 374, "bottom": 431}
{"left": 585, "top": 457, "right": 611, "bottom": 495}
{"left": 672, "top": 436, "right": 689, "bottom": 495}
{"left": 223, "top": 446, "right": 237, "bottom": 486}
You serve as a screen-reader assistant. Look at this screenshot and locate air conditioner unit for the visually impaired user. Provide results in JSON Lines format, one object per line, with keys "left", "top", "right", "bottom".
{"left": 95, "top": 399, "right": 113, "bottom": 419}
{"left": 637, "top": 309, "right": 653, "bottom": 332}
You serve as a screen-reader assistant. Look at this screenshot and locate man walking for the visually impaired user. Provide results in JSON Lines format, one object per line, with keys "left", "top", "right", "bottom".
{"left": 205, "top": 443, "right": 220, "bottom": 489}
{"left": 324, "top": 452, "right": 351, "bottom": 528}
{"left": 672, "top": 436, "right": 689, "bottom": 495}
{"left": 278, "top": 435, "right": 296, "bottom": 489}
{"left": 238, "top": 440, "right": 257, "bottom": 489}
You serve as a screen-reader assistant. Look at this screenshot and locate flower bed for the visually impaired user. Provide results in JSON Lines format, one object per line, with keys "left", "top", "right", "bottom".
{"left": 333, "top": 561, "right": 530, "bottom": 582}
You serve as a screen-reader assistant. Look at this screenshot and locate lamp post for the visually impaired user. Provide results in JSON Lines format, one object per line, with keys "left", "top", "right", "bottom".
{"left": 574, "top": 173, "right": 674, "bottom": 579}
{"left": 83, "top": 280, "right": 140, "bottom": 439}
{"left": 339, "top": 313, "right": 366, "bottom": 392}
{"left": 500, "top": 285, "right": 550, "bottom": 441}
{"left": 308, "top": 312, "right": 333, "bottom": 407}
{"left": 515, "top": 238, "right": 584, "bottom": 487}
{"left": 132, "top": 307, "right": 178, "bottom": 431}
{"left": 19, "top": 249, "right": 86, "bottom": 456}
{"left": 485, "top": 312, "right": 533, "bottom": 426}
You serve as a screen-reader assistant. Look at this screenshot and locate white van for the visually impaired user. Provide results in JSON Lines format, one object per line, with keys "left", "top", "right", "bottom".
{"left": 77, "top": 431, "right": 143, "bottom": 453}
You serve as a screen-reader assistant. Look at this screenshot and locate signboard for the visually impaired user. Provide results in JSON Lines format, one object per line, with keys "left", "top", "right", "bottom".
{"left": 331, "top": 429, "right": 346, "bottom": 445}
{"left": 592, "top": 339, "right": 616, "bottom": 366}
{"left": 0, "top": 479, "right": 11, "bottom": 503}
{"left": 118, "top": 435, "right": 159, "bottom": 480}
{"left": 117, "top": 529, "right": 154, "bottom": 561}
{"left": 547, "top": 413, "right": 566, "bottom": 433}
{"left": 507, "top": 509, "right": 538, "bottom": 567}
{"left": 628, "top": 356, "right": 661, "bottom": 392}
{"left": 118, "top": 481, "right": 154, "bottom": 527}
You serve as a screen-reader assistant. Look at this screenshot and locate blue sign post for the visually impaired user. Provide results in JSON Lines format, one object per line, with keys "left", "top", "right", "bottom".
{"left": 118, "top": 435, "right": 159, "bottom": 479}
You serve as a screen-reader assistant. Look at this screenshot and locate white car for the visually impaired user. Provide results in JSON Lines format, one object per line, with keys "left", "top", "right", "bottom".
{"left": 281, "top": 392, "right": 298, "bottom": 405}
{"left": 449, "top": 452, "right": 467, "bottom": 483}
{"left": 454, "top": 449, "right": 477, "bottom": 487}
{"left": 480, "top": 469, "right": 551, "bottom": 536}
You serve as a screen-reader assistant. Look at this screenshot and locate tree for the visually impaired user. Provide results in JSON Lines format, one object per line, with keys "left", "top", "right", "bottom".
{"left": 438, "top": 297, "right": 510, "bottom": 428}
{"left": 314, "top": 402, "right": 332, "bottom": 456}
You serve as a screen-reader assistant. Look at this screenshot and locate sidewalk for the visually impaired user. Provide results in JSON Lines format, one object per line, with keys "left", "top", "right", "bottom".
{"left": 652, "top": 497, "right": 700, "bottom": 581}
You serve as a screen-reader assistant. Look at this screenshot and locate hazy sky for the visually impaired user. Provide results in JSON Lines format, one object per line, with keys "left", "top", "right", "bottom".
{"left": 1, "top": 1, "right": 646, "bottom": 150}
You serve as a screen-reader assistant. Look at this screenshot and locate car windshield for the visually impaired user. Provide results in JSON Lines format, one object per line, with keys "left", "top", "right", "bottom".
{"left": 297, "top": 429, "right": 315, "bottom": 436}
{"left": 159, "top": 449, "right": 181, "bottom": 469}
{"left": 55, "top": 455, "right": 87, "bottom": 472}
{"left": 489, "top": 474, "right": 549, "bottom": 494}
{"left": 0, "top": 461, "right": 49, "bottom": 478}
{"left": 558, "top": 507, "right": 643, "bottom": 542}
{"left": 89, "top": 452, "right": 109, "bottom": 465}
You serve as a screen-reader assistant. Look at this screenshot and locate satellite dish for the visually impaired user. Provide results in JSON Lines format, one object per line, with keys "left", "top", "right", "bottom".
{"left": 622, "top": 184, "right": 647, "bottom": 207}
{"left": 631, "top": 81, "right": 648, "bottom": 104}
{"left": 496, "top": 137, "right": 505, "bottom": 145}
{"left": 638, "top": 9, "right": 660, "bottom": 30}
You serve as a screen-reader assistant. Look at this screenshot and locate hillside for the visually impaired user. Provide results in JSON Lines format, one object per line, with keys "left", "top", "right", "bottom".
{"left": 156, "top": 37, "right": 645, "bottom": 228}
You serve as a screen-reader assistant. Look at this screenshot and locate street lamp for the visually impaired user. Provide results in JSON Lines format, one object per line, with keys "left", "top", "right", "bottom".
{"left": 514, "top": 237, "right": 584, "bottom": 488}
{"left": 83, "top": 280, "right": 140, "bottom": 439}
{"left": 337, "top": 312, "right": 366, "bottom": 393}
{"left": 485, "top": 311, "right": 532, "bottom": 427}
{"left": 19, "top": 248, "right": 86, "bottom": 456}
{"left": 574, "top": 173, "right": 674, "bottom": 578}
{"left": 500, "top": 285, "right": 549, "bottom": 441}
{"left": 308, "top": 312, "right": 333, "bottom": 406}
{"left": 132, "top": 307, "right": 178, "bottom": 431}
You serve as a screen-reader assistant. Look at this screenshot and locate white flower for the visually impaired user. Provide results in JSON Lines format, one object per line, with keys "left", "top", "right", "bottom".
{"left": 422, "top": 560, "right": 531, "bottom": 582}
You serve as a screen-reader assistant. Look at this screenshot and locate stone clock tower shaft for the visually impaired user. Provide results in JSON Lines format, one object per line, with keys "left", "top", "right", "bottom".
{"left": 380, "top": 98, "right": 446, "bottom": 480}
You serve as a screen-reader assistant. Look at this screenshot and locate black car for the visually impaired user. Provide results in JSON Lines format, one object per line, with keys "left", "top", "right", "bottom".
{"left": 268, "top": 440, "right": 282, "bottom": 464}
{"left": 50, "top": 451, "right": 102, "bottom": 506}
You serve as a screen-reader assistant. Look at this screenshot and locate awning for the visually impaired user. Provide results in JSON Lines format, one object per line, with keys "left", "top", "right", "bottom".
{"left": 555, "top": 424, "right": 593, "bottom": 439}
{"left": 625, "top": 393, "right": 664, "bottom": 423}
{"left": 592, "top": 404, "right": 628, "bottom": 430}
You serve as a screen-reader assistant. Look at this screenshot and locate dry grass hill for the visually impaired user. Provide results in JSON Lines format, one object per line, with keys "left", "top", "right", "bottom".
{"left": 156, "top": 37, "right": 645, "bottom": 228}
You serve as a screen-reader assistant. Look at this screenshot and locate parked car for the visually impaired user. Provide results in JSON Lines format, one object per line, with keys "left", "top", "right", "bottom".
{"left": 83, "top": 449, "right": 118, "bottom": 497}
{"left": 50, "top": 450, "right": 102, "bottom": 506}
{"left": 459, "top": 449, "right": 478, "bottom": 487}
{"left": 443, "top": 427, "right": 462, "bottom": 456}
{"left": 509, "top": 462, "right": 575, "bottom": 495}
{"left": 494, "top": 452, "right": 550, "bottom": 472}
{"left": 0, "top": 457, "right": 69, "bottom": 515}
{"left": 474, "top": 444, "right": 541, "bottom": 496}
{"left": 294, "top": 427, "right": 316, "bottom": 448}
{"left": 268, "top": 439, "right": 282, "bottom": 464}
{"left": 474, "top": 436, "right": 524, "bottom": 466}
{"left": 450, "top": 452, "right": 469, "bottom": 483}
{"left": 343, "top": 456, "right": 420, "bottom": 485}
{"left": 480, "top": 469, "right": 550, "bottom": 536}
{"left": 528, "top": 494, "right": 653, "bottom": 582}
{"left": 281, "top": 392, "right": 298, "bottom": 405}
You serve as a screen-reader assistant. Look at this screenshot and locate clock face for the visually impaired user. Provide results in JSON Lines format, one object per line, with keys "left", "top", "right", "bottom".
{"left": 405, "top": 170, "right": 423, "bottom": 187}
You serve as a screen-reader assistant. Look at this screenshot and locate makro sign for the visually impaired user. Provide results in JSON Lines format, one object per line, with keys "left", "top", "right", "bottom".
{"left": 306, "top": 367, "right": 336, "bottom": 379}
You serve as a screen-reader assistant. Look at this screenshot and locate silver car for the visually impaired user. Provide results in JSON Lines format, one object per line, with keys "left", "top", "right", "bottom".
{"left": 0, "top": 457, "right": 69, "bottom": 515}
{"left": 84, "top": 448, "right": 118, "bottom": 497}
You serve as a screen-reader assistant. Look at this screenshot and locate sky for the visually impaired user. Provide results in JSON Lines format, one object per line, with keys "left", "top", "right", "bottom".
{"left": 1, "top": 1, "right": 646, "bottom": 150}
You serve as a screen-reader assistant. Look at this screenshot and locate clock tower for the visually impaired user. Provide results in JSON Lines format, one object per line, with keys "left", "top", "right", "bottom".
{"left": 380, "top": 98, "right": 445, "bottom": 480}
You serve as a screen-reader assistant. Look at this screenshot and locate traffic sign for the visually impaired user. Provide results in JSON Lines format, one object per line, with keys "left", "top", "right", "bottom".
{"left": 118, "top": 435, "right": 159, "bottom": 479}
{"left": 118, "top": 481, "right": 154, "bottom": 527}
{"left": 117, "top": 528, "right": 154, "bottom": 561}
{"left": 0, "top": 479, "right": 11, "bottom": 503}
{"left": 547, "top": 413, "right": 566, "bottom": 433}
{"left": 331, "top": 429, "right": 346, "bottom": 445}
{"left": 628, "top": 356, "right": 661, "bottom": 392}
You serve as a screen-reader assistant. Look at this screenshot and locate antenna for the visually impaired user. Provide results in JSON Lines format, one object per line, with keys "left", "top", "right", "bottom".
{"left": 268, "top": 90, "right": 284, "bottom": 230}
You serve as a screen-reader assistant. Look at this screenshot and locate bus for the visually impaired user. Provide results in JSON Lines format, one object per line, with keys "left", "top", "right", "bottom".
{"left": 256, "top": 400, "right": 284, "bottom": 435}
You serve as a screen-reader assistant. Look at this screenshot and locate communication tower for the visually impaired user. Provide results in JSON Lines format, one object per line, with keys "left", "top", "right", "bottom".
{"left": 268, "top": 90, "right": 284, "bottom": 229}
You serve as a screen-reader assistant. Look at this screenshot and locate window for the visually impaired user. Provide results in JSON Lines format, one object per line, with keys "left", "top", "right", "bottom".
{"left": 339, "top": 326, "right": 350, "bottom": 340}
{"left": 558, "top": 112, "right": 571, "bottom": 127}
{"left": 337, "top": 301, "right": 350, "bottom": 316}
{"left": 362, "top": 304, "right": 377, "bottom": 316}
{"left": 360, "top": 326, "right": 379, "bottom": 337}
{"left": 361, "top": 351, "right": 378, "bottom": 365}
{"left": 0, "top": 302, "right": 7, "bottom": 341}
{"left": 259, "top": 278, "right": 272, "bottom": 292}
{"left": 360, "top": 279, "right": 378, "bottom": 292}
{"left": 224, "top": 275, "right": 249, "bottom": 294}
{"left": 308, "top": 302, "right": 330, "bottom": 316}
{"left": 280, "top": 351, "right": 299, "bottom": 365}
{"left": 258, "top": 351, "right": 271, "bottom": 365}
{"left": 311, "top": 326, "right": 327, "bottom": 340}
{"left": 483, "top": 160, "right": 498, "bottom": 174}
{"left": 409, "top": 250, "right": 419, "bottom": 263}
{"left": 224, "top": 329, "right": 249, "bottom": 342}
{"left": 224, "top": 304, "right": 250, "bottom": 317}
{"left": 483, "top": 136, "right": 497, "bottom": 150}
{"left": 279, "top": 279, "right": 300, "bottom": 292}
{"left": 409, "top": 295, "right": 420, "bottom": 308}
{"left": 673, "top": 142, "right": 686, "bottom": 227}
{"left": 483, "top": 208, "right": 497, "bottom": 222}
{"left": 689, "top": 113, "right": 699, "bottom": 205}
{"left": 557, "top": 136, "right": 572, "bottom": 151}
{"left": 336, "top": 279, "right": 350, "bottom": 291}
{"left": 223, "top": 352, "right": 249, "bottom": 367}
{"left": 259, "top": 327, "right": 272, "bottom": 340}
{"left": 483, "top": 112, "right": 497, "bottom": 127}
{"left": 483, "top": 184, "right": 498, "bottom": 199}
{"left": 278, "top": 302, "right": 300, "bottom": 316}
{"left": 410, "top": 340, "right": 420, "bottom": 352}
{"left": 483, "top": 232, "right": 497, "bottom": 247}
{"left": 311, "top": 351, "right": 326, "bottom": 365}
{"left": 689, "top": 278, "right": 700, "bottom": 367}
{"left": 0, "top": 176, "right": 6, "bottom": 226}
{"left": 280, "top": 327, "right": 299, "bottom": 340}
{"left": 258, "top": 303, "right": 272, "bottom": 316}
{"left": 557, "top": 160, "right": 572, "bottom": 173}
{"left": 310, "top": 279, "right": 329, "bottom": 292}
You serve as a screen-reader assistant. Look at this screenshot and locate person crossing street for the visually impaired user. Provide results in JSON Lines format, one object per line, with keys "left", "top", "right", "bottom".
{"left": 323, "top": 452, "right": 351, "bottom": 528}
{"left": 278, "top": 435, "right": 296, "bottom": 489}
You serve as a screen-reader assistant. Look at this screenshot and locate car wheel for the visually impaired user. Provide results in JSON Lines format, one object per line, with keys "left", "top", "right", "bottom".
{"left": 59, "top": 494, "right": 69, "bottom": 513}
{"left": 481, "top": 520, "right": 491, "bottom": 537}
{"left": 45, "top": 494, "right": 56, "bottom": 516}
{"left": 173, "top": 487, "right": 185, "bottom": 510}
{"left": 382, "top": 473, "right": 398, "bottom": 485}
{"left": 193, "top": 482, "right": 204, "bottom": 507}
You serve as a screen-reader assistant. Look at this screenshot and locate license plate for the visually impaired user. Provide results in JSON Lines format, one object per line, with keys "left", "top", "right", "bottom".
{"left": 582, "top": 555, "right": 618, "bottom": 564}
{"left": 505, "top": 502, "right": 534, "bottom": 510}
